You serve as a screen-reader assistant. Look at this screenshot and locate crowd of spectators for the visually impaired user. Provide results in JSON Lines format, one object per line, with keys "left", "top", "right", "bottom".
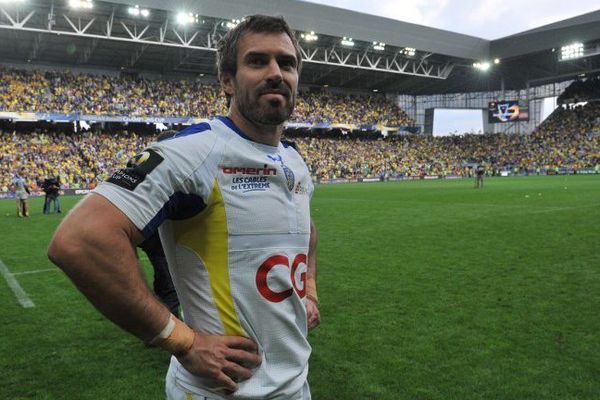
{"left": 1, "top": 64, "right": 598, "bottom": 191}
{"left": 292, "top": 90, "right": 413, "bottom": 126}
{"left": 0, "top": 68, "right": 228, "bottom": 117}
{"left": 1, "top": 129, "right": 152, "bottom": 193}
{"left": 1, "top": 101, "right": 597, "bottom": 192}
{"left": 0, "top": 67, "right": 413, "bottom": 126}
{"left": 296, "top": 101, "right": 599, "bottom": 180}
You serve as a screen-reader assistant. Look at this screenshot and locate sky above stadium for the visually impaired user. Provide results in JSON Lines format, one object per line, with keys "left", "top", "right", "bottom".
{"left": 306, "top": 0, "right": 598, "bottom": 40}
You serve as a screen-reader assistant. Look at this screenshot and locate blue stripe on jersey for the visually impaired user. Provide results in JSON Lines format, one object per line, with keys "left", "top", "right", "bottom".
{"left": 163, "top": 122, "right": 211, "bottom": 141}
{"left": 216, "top": 116, "right": 290, "bottom": 149}
{"left": 216, "top": 116, "right": 254, "bottom": 141}
{"left": 142, "top": 192, "right": 207, "bottom": 237}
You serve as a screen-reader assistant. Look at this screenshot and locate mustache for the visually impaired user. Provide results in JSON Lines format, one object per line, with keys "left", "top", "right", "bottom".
{"left": 257, "top": 82, "right": 291, "bottom": 98}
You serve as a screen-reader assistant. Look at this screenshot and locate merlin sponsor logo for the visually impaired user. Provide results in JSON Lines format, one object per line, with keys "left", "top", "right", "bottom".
{"left": 222, "top": 165, "right": 277, "bottom": 176}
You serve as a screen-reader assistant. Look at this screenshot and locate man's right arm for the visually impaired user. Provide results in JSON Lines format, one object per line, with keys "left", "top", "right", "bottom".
{"left": 48, "top": 193, "right": 261, "bottom": 391}
{"left": 48, "top": 193, "right": 172, "bottom": 341}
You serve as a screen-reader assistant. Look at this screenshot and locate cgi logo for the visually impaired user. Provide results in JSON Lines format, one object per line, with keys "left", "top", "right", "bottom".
{"left": 256, "top": 254, "right": 306, "bottom": 302}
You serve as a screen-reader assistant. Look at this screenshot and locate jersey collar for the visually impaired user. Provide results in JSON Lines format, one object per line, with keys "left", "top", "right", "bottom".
{"left": 216, "top": 116, "right": 280, "bottom": 150}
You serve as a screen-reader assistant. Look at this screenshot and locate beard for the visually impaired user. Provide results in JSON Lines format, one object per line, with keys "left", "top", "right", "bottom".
{"left": 234, "top": 80, "right": 296, "bottom": 126}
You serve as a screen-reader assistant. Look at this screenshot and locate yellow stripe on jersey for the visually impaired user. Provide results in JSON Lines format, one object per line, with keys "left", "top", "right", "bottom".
{"left": 173, "top": 180, "right": 245, "bottom": 336}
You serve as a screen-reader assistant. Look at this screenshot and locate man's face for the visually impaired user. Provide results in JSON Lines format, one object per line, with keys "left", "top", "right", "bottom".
{"left": 224, "top": 31, "right": 299, "bottom": 126}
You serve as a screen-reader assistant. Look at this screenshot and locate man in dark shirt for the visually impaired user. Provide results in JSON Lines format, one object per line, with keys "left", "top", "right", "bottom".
{"left": 43, "top": 176, "right": 61, "bottom": 214}
{"left": 475, "top": 165, "right": 485, "bottom": 188}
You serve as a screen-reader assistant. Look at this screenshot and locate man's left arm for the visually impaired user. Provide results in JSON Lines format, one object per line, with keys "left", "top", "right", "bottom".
{"left": 305, "top": 219, "right": 320, "bottom": 331}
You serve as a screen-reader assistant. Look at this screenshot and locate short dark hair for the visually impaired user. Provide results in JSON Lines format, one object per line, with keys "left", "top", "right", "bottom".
{"left": 216, "top": 14, "right": 303, "bottom": 83}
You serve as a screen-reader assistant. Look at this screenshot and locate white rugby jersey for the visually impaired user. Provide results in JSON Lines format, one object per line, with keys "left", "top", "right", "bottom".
{"left": 94, "top": 116, "right": 314, "bottom": 400}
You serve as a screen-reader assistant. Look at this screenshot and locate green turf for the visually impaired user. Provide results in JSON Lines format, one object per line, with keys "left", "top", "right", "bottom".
{"left": 1, "top": 175, "right": 599, "bottom": 399}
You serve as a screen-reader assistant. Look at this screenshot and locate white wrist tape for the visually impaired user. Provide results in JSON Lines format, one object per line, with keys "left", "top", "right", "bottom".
{"left": 154, "top": 315, "right": 176, "bottom": 340}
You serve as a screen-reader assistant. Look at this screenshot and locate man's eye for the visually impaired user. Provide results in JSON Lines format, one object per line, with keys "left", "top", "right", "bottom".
{"left": 280, "top": 60, "right": 296, "bottom": 70}
{"left": 248, "top": 57, "right": 267, "bottom": 66}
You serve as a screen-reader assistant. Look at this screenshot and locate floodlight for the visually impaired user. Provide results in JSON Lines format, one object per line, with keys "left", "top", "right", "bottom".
{"left": 69, "top": 0, "right": 93, "bottom": 9}
{"left": 494, "top": 58, "right": 500, "bottom": 64}
{"left": 177, "top": 12, "right": 198, "bottom": 25}
{"left": 301, "top": 31, "right": 318, "bottom": 42}
{"left": 372, "top": 41, "right": 385, "bottom": 51}
{"left": 341, "top": 37, "right": 354, "bottom": 47}
{"left": 224, "top": 19, "right": 241, "bottom": 30}
{"left": 401, "top": 47, "right": 416, "bottom": 57}
{"left": 561, "top": 42, "right": 584, "bottom": 60}
{"left": 128, "top": 5, "right": 150, "bottom": 17}
{"left": 473, "top": 62, "right": 490, "bottom": 71}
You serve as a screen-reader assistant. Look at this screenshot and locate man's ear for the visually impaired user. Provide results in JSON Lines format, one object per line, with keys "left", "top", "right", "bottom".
{"left": 220, "top": 73, "right": 235, "bottom": 96}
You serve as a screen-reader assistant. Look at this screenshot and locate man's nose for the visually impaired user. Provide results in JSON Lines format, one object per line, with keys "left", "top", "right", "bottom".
{"left": 265, "top": 59, "right": 283, "bottom": 82}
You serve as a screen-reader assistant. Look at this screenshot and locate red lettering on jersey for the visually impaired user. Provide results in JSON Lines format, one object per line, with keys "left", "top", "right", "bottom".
{"left": 222, "top": 165, "right": 277, "bottom": 176}
{"left": 256, "top": 254, "right": 307, "bottom": 303}
{"left": 291, "top": 254, "right": 306, "bottom": 297}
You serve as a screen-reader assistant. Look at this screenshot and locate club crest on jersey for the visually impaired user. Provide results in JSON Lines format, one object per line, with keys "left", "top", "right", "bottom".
{"left": 283, "top": 165, "right": 295, "bottom": 192}
{"left": 267, "top": 154, "right": 295, "bottom": 192}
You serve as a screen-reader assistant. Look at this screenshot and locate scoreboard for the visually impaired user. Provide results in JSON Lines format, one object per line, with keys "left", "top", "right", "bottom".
{"left": 488, "top": 101, "right": 529, "bottom": 123}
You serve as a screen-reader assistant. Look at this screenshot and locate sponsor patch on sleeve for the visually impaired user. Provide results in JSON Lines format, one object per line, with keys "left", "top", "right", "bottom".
{"left": 107, "top": 149, "right": 164, "bottom": 191}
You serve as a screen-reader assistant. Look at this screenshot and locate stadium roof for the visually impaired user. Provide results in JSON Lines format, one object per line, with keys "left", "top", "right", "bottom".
{"left": 0, "top": 0, "right": 599, "bottom": 95}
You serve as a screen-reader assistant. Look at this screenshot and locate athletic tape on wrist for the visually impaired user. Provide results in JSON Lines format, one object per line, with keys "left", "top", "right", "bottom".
{"left": 150, "top": 314, "right": 195, "bottom": 356}
{"left": 305, "top": 278, "right": 318, "bottom": 304}
{"left": 154, "top": 315, "right": 175, "bottom": 340}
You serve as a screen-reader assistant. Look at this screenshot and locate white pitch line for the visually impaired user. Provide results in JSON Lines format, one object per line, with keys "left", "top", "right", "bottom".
{"left": 12, "top": 268, "right": 58, "bottom": 276}
{"left": 0, "top": 258, "right": 35, "bottom": 308}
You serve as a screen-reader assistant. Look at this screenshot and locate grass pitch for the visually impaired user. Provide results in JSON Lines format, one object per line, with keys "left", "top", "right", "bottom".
{"left": 1, "top": 175, "right": 599, "bottom": 399}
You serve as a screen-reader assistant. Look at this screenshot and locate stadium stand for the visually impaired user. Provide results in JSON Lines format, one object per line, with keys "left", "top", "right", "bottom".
{"left": 0, "top": 67, "right": 413, "bottom": 127}
{"left": 294, "top": 101, "right": 599, "bottom": 180}
{"left": 2, "top": 100, "right": 598, "bottom": 192}
{"left": 558, "top": 74, "right": 600, "bottom": 105}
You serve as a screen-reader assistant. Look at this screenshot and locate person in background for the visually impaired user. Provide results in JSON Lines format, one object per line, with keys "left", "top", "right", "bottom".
{"left": 138, "top": 231, "right": 180, "bottom": 317}
{"left": 13, "top": 169, "right": 30, "bottom": 217}
{"left": 475, "top": 164, "right": 485, "bottom": 188}
{"left": 43, "top": 175, "right": 61, "bottom": 214}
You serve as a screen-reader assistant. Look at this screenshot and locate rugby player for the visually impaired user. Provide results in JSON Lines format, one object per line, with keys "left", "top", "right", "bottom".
{"left": 48, "top": 14, "right": 320, "bottom": 400}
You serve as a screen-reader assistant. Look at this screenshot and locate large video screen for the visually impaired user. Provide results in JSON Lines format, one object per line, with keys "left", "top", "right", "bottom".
{"left": 488, "top": 100, "right": 529, "bottom": 123}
